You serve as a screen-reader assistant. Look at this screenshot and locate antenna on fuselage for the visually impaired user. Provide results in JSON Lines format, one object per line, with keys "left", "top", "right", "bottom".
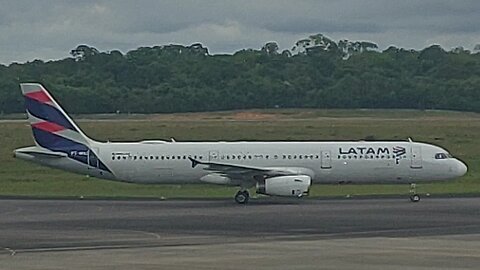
{"left": 170, "top": 137, "right": 176, "bottom": 142}
{"left": 407, "top": 137, "right": 413, "bottom": 143}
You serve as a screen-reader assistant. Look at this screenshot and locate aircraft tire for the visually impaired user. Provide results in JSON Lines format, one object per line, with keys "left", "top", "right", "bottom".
{"left": 235, "top": 190, "right": 249, "bottom": 204}
{"left": 410, "top": 194, "right": 420, "bottom": 203}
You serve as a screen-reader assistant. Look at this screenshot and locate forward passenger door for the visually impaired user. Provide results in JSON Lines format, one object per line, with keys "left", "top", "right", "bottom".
{"left": 410, "top": 146, "right": 423, "bottom": 169}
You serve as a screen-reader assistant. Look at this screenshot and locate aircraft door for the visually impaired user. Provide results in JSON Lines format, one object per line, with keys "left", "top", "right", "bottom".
{"left": 321, "top": 150, "right": 332, "bottom": 169}
{"left": 209, "top": 150, "right": 219, "bottom": 161}
{"left": 410, "top": 146, "right": 423, "bottom": 169}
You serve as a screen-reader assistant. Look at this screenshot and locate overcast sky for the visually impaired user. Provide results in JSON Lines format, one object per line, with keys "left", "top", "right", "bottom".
{"left": 0, "top": 0, "right": 479, "bottom": 64}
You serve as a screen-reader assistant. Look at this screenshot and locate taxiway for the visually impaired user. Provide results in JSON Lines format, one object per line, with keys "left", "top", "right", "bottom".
{"left": 1, "top": 197, "right": 480, "bottom": 269}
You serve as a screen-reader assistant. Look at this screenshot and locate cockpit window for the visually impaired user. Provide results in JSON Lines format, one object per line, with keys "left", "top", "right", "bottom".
{"left": 435, "top": 153, "right": 448, "bottom": 159}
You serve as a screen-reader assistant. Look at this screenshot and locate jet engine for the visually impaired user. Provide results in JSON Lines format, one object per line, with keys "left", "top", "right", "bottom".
{"left": 256, "top": 175, "right": 311, "bottom": 197}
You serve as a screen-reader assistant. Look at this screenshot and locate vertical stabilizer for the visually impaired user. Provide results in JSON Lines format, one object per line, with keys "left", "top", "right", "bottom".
{"left": 21, "top": 83, "right": 92, "bottom": 152}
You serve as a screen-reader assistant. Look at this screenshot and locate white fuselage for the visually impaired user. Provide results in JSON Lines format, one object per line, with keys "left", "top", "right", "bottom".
{"left": 18, "top": 140, "right": 466, "bottom": 186}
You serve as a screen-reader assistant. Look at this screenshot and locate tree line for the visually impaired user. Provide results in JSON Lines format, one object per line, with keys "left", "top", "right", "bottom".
{"left": 0, "top": 34, "right": 479, "bottom": 114}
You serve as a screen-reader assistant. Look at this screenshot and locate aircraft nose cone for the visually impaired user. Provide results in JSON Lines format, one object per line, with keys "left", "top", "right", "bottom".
{"left": 457, "top": 160, "right": 468, "bottom": 177}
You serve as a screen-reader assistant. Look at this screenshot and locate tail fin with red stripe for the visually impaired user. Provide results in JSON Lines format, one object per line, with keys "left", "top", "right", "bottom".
{"left": 20, "top": 83, "right": 92, "bottom": 152}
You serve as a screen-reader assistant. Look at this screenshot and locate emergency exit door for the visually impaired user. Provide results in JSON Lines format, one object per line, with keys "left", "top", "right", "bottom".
{"left": 209, "top": 150, "right": 219, "bottom": 161}
{"left": 321, "top": 150, "right": 332, "bottom": 169}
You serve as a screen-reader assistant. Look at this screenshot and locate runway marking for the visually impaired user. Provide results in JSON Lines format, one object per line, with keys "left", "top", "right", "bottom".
{"left": 9, "top": 241, "right": 214, "bottom": 254}
{"left": 14, "top": 245, "right": 148, "bottom": 253}
{"left": 116, "top": 229, "right": 162, "bottom": 239}
{"left": 2, "top": 247, "right": 16, "bottom": 256}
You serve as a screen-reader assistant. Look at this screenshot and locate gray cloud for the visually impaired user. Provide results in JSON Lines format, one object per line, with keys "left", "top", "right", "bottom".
{"left": 0, "top": 0, "right": 479, "bottom": 64}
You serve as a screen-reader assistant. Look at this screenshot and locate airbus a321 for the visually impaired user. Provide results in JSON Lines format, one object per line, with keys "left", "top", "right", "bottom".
{"left": 14, "top": 83, "right": 468, "bottom": 203}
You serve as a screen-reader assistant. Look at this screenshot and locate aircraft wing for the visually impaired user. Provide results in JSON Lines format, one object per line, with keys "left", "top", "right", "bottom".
{"left": 188, "top": 157, "right": 304, "bottom": 179}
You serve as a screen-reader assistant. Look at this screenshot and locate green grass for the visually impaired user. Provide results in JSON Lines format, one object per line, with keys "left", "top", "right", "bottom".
{"left": 0, "top": 109, "right": 479, "bottom": 199}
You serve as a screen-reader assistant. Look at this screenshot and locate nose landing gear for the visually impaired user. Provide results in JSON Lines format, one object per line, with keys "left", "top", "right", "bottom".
{"left": 409, "top": 183, "right": 420, "bottom": 202}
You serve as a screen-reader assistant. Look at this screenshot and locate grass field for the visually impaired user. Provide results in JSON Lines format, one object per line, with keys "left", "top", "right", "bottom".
{"left": 0, "top": 109, "right": 479, "bottom": 199}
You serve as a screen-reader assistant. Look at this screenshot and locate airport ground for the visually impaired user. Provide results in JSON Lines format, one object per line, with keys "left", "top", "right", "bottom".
{"left": 1, "top": 197, "right": 480, "bottom": 270}
{"left": 1, "top": 110, "right": 479, "bottom": 269}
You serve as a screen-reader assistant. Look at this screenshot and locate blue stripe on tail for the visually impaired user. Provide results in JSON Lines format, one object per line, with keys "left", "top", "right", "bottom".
{"left": 25, "top": 97, "right": 78, "bottom": 132}
{"left": 32, "top": 127, "right": 111, "bottom": 173}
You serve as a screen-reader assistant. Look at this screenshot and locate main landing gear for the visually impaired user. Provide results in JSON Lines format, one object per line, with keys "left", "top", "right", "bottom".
{"left": 234, "top": 190, "right": 250, "bottom": 204}
{"left": 409, "top": 183, "right": 420, "bottom": 202}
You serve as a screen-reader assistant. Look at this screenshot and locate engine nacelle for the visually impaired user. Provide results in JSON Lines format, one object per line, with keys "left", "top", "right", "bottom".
{"left": 256, "top": 175, "right": 311, "bottom": 197}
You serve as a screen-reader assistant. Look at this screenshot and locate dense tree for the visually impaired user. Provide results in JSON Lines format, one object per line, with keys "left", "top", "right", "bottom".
{"left": 0, "top": 34, "right": 479, "bottom": 114}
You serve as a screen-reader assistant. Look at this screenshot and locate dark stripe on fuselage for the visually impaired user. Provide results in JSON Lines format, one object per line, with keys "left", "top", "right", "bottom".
{"left": 32, "top": 127, "right": 111, "bottom": 173}
{"left": 24, "top": 97, "right": 78, "bottom": 132}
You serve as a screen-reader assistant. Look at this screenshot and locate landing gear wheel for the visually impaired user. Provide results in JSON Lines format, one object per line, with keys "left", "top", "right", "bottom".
{"left": 410, "top": 194, "right": 420, "bottom": 203}
{"left": 234, "top": 190, "right": 249, "bottom": 204}
{"left": 409, "top": 183, "right": 420, "bottom": 203}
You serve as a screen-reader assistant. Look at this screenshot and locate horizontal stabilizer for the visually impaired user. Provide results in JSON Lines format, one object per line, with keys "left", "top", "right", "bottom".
{"left": 14, "top": 146, "right": 68, "bottom": 159}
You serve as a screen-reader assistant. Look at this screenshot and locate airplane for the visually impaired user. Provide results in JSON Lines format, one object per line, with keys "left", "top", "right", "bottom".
{"left": 14, "top": 83, "right": 468, "bottom": 204}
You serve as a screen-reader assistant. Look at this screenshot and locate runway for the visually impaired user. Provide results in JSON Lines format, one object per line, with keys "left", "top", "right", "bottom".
{"left": 1, "top": 197, "right": 480, "bottom": 269}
